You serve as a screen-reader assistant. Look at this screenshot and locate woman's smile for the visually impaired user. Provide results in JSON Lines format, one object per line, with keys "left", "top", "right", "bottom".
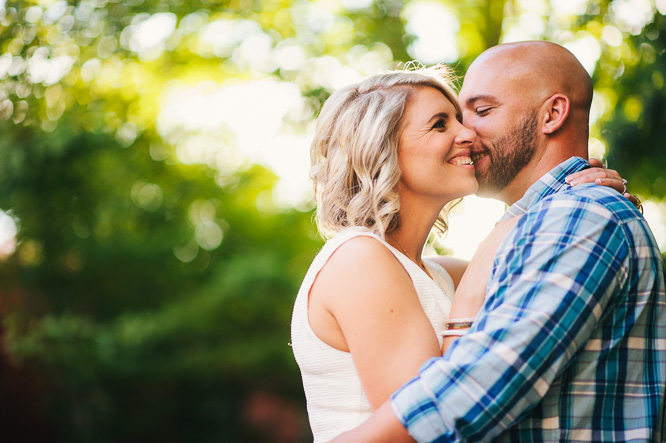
{"left": 448, "top": 150, "right": 474, "bottom": 168}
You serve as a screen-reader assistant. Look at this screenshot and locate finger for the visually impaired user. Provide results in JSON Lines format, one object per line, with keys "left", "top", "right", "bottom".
{"left": 588, "top": 158, "right": 605, "bottom": 168}
{"left": 565, "top": 171, "right": 587, "bottom": 183}
{"left": 624, "top": 193, "right": 639, "bottom": 206}
{"left": 566, "top": 168, "right": 604, "bottom": 183}
{"left": 602, "top": 169, "right": 620, "bottom": 180}
{"left": 567, "top": 169, "right": 620, "bottom": 185}
{"left": 582, "top": 168, "right": 619, "bottom": 179}
{"left": 589, "top": 157, "right": 609, "bottom": 168}
{"left": 593, "top": 177, "right": 625, "bottom": 193}
{"left": 569, "top": 172, "right": 612, "bottom": 186}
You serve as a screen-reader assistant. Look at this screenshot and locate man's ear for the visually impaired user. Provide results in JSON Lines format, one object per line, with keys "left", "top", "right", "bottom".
{"left": 541, "top": 94, "right": 570, "bottom": 134}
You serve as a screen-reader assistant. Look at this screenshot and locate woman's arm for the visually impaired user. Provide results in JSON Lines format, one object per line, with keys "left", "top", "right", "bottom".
{"left": 567, "top": 158, "right": 641, "bottom": 207}
{"left": 431, "top": 217, "right": 522, "bottom": 353}
{"left": 308, "top": 236, "right": 441, "bottom": 409}
{"left": 446, "top": 217, "right": 522, "bottom": 352}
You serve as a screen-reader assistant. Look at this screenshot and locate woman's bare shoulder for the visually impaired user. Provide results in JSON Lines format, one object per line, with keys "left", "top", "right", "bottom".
{"left": 308, "top": 234, "right": 422, "bottom": 355}
{"left": 317, "top": 236, "right": 410, "bottom": 291}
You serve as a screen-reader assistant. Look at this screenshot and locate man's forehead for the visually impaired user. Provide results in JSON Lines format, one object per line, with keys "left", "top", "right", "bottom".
{"left": 461, "top": 93, "right": 499, "bottom": 107}
{"left": 460, "top": 61, "right": 523, "bottom": 104}
{"left": 459, "top": 72, "right": 506, "bottom": 104}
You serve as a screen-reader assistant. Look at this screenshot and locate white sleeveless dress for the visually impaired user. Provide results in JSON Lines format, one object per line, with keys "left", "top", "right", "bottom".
{"left": 290, "top": 227, "right": 456, "bottom": 442}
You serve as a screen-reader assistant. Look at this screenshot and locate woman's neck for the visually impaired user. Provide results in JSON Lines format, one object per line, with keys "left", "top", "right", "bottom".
{"left": 387, "top": 194, "right": 447, "bottom": 268}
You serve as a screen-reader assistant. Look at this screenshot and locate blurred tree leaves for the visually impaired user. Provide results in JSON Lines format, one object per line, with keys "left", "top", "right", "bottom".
{"left": 0, "top": 106, "right": 321, "bottom": 440}
{"left": 598, "top": 13, "right": 666, "bottom": 197}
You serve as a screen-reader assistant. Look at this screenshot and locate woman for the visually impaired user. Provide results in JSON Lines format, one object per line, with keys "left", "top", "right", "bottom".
{"left": 290, "top": 66, "right": 627, "bottom": 442}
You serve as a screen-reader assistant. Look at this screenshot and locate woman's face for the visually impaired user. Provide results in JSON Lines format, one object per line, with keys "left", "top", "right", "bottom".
{"left": 397, "top": 86, "right": 478, "bottom": 205}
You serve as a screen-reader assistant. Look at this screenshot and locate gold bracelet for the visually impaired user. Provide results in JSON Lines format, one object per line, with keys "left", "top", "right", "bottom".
{"left": 445, "top": 322, "right": 474, "bottom": 330}
{"left": 444, "top": 317, "right": 476, "bottom": 330}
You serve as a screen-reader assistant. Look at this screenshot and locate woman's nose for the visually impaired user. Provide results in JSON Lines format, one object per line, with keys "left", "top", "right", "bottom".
{"left": 456, "top": 124, "right": 476, "bottom": 145}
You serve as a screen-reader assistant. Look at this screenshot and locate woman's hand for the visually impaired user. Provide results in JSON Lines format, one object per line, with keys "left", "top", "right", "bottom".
{"left": 442, "top": 216, "right": 521, "bottom": 352}
{"left": 565, "top": 158, "right": 641, "bottom": 209}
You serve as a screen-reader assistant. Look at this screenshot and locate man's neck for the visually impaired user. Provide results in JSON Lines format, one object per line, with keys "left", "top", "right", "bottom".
{"left": 499, "top": 142, "right": 588, "bottom": 206}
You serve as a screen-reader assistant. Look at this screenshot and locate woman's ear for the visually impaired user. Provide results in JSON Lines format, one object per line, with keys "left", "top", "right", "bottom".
{"left": 541, "top": 94, "right": 570, "bottom": 134}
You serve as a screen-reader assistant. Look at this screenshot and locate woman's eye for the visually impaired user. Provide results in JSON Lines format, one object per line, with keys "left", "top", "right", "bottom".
{"left": 432, "top": 119, "right": 446, "bottom": 130}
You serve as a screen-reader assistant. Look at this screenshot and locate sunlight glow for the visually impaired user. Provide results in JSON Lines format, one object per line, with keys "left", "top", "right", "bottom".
{"left": 658, "top": 0, "right": 666, "bottom": 15}
{"left": 298, "top": 55, "right": 363, "bottom": 91}
{"left": 437, "top": 196, "right": 507, "bottom": 261}
{"left": 516, "top": 0, "right": 547, "bottom": 13}
{"left": 0, "top": 210, "right": 18, "bottom": 260}
{"left": 291, "top": 1, "right": 338, "bottom": 34}
{"left": 266, "top": 133, "right": 314, "bottom": 208}
{"left": 588, "top": 137, "right": 607, "bottom": 160}
{"left": 26, "top": 48, "right": 75, "bottom": 86}
{"left": 274, "top": 39, "right": 307, "bottom": 71}
{"left": 609, "top": 0, "right": 655, "bottom": 35}
{"left": 590, "top": 91, "right": 611, "bottom": 126}
{"left": 43, "top": 1, "right": 67, "bottom": 24}
{"left": 340, "top": 0, "right": 373, "bottom": 10}
{"left": 201, "top": 19, "right": 261, "bottom": 58}
{"left": 123, "top": 13, "right": 177, "bottom": 61}
{"left": 404, "top": 2, "right": 459, "bottom": 63}
{"left": 501, "top": 12, "right": 546, "bottom": 42}
{"left": 601, "top": 25, "right": 624, "bottom": 48}
{"left": 563, "top": 34, "right": 601, "bottom": 75}
{"left": 158, "top": 79, "right": 312, "bottom": 207}
{"left": 551, "top": 0, "right": 588, "bottom": 15}
{"left": 643, "top": 200, "right": 666, "bottom": 251}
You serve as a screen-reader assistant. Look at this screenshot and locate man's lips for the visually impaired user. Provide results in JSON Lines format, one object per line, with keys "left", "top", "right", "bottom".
{"left": 471, "top": 151, "right": 489, "bottom": 163}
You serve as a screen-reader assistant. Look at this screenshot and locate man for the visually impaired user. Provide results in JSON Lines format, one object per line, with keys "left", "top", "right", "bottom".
{"left": 334, "top": 41, "right": 666, "bottom": 441}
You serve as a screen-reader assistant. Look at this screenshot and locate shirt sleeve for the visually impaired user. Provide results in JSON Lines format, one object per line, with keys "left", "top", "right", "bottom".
{"left": 390, "top": 194, "right": 630, "bottom": 442}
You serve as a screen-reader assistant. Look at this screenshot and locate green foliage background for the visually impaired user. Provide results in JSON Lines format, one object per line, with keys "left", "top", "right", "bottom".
{"left": 0, "top": 0, "right": 664, "bottom": 441}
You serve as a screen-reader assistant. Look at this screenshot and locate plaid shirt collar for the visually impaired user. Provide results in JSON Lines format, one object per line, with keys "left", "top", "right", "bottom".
{"left": 500, "top": 156, "right": 589, "bottom": 221}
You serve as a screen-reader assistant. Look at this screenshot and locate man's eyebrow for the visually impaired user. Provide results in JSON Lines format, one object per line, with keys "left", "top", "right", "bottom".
{"left": 464, "top": 94, "right": 497, "bottom": 107}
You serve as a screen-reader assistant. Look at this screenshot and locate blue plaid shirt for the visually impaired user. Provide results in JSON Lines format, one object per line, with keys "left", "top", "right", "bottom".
{"left": 391, "top": 157, "right": 666, "bottom": 442}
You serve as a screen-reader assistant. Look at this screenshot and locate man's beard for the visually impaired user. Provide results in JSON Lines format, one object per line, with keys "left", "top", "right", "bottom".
{"left": 476, "top": 112, "right": 538, "bottom": 196}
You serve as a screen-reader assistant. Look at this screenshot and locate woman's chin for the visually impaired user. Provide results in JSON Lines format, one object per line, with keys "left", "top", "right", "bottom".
{"left": 441, "top": 185, "right": 478, "bottom": 204}
{"left": 469, "top": 181, "right": 480, "bottom": 196}
{"left": 453, "top": 179, "right": 479, "bottom": 199}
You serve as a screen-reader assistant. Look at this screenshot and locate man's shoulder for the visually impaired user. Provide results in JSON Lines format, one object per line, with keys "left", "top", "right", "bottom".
{"left": 517, "top": 184, "right": 660, "bottom": 260}
{"left": 529, "top": 184, "right": 637, "bottom": 225}
{"left": 512, "top": 184, "right": 635, "bottom": 248}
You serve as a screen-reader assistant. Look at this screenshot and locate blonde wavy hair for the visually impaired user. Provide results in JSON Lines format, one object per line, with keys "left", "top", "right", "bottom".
{"left": 310, "top": 65, "right": 461, "bottom": 239}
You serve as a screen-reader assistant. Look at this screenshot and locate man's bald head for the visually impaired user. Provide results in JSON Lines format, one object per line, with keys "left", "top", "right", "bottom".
{"left": 459, "top": 41, "right": 594, "bottom": 204}
{"left": 471, "top": 41, "right": 593, "bottom": 115}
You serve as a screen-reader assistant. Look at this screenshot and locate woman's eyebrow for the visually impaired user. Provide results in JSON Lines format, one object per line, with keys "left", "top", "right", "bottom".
{"left": 426, "top": 112, "right": 449, "bottom": 125}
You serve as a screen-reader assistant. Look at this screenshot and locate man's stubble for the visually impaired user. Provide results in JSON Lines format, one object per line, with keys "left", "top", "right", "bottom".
{"left": 475, "top": 112, "right": 539, "bottom": 197}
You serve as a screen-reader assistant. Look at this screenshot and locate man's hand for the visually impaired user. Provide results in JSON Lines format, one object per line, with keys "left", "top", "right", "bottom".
{"left": 331, "top": 401, "right": 414, "bottom": 443}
